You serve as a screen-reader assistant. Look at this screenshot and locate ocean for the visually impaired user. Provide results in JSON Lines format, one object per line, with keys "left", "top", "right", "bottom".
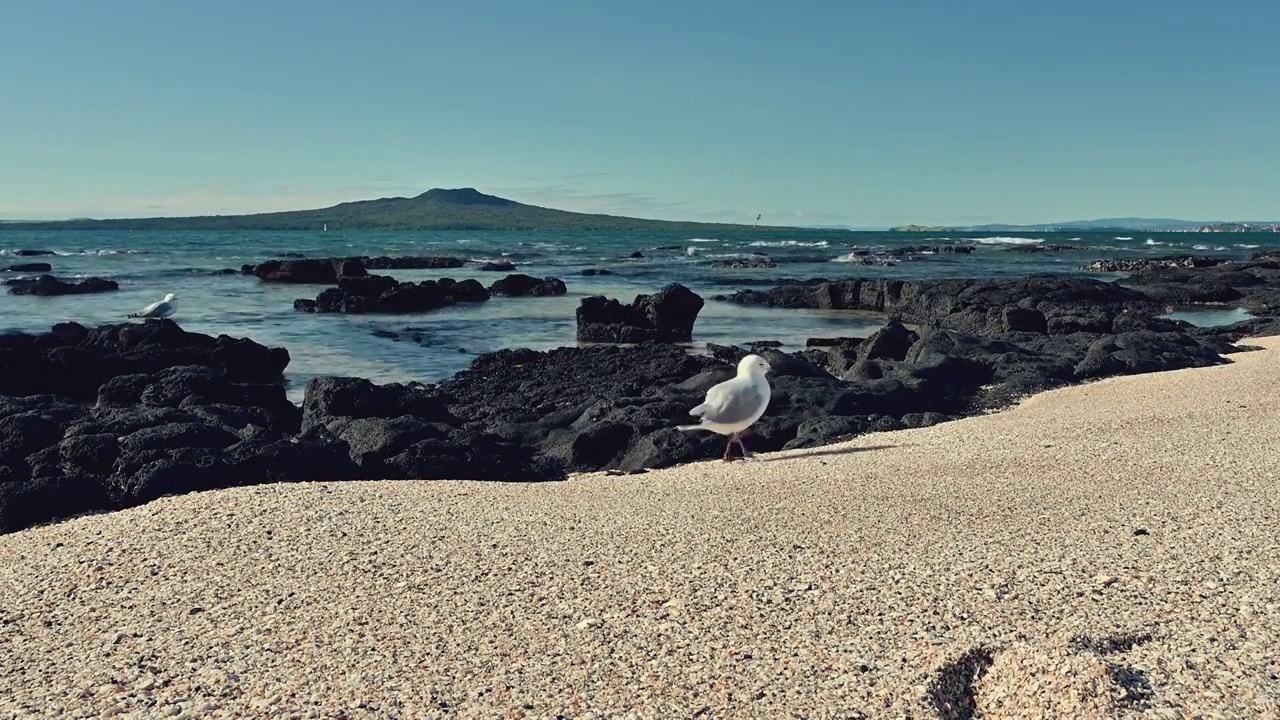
{"left": 3, "top": 228, "right": 1277, "bottom": 401}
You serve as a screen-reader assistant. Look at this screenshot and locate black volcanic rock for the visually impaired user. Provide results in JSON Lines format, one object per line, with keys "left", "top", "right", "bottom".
{"left": 708, "top": 256, "right": 778, "bottom": 269}
{"left": 301, "top": 376, "right": 455, "bottom": 434}
{"left": 16, "top": 250, "right": 55, "bottom": 256}
{"left": 882, "top": 244, "right": 974, "bottom": 257}
{"left": 0, "top": 320, "right": 289, "bottom": 399}
{"left": 244, "top": 255, "right": 465, "bottom": 282}
{"left": 297, "top": 375, "right": 560, "bottom": 482}
{"left": 6, "top": 275, "right": 118, "bottom": 296}
{"left": 439, "top": 278, "right": 489, "bottom": 302}
{"left": 576, "top": 284, "right": 705, "bottom": 343}
{"left": 1106, "top": 253, "right": 1280, "bottom": 312}
{"left": 5, "top": 263, "right": 52, "bottom": 272}
{"left": 580, "top": 268, "right": 618, "bottom": 276}
{"left": 487, "top": 274, "right": 567, "bottom": 297}
{"left": 364, "top": 256, "right": 465, "bottom": 270}
{"left": 720, "top": 277, "right": 1158, "bottom": 336}
{"left": 857, "top": 321, "right": 919, "bottom": 362}
{"left": 1083, "top": 256, "right": 1226, "bottom": 273}
{"left": 478, "top": 260, "right": 516, "bottom": 271}
{"left": 296, "top": 274, "right": 491, "bottom": 314}
{"left": 0, "top": 322, "right": 329, "bottom": 534}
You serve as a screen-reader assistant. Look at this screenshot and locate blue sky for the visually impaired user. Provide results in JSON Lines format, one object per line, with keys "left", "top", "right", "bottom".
{"left": 1, "top": 0, "right": 1276, "bottom": 226}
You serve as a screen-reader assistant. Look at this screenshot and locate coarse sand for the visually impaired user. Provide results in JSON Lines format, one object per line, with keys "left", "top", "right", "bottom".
{"left": 2, "top": 339, "right": 1279, "bottom": 719}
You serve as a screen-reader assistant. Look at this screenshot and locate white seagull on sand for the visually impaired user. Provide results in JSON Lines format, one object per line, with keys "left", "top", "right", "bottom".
{"left": 128, "top": 292, "right": 177, "bottom": 319}
{"left": 678, "top": 354, "right": 772, "bottom": 461}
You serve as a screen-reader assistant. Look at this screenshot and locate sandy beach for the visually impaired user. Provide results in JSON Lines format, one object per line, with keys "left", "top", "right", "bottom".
{"left": 2, "top": 337, "right": 1278, "bottom": 718}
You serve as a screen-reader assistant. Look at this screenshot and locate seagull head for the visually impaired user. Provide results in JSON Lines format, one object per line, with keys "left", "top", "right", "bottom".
{"left": 738, "top": 353, "right": 771, "bottom": 378}
{"left": 163, "top": 293, "right": 177, "bottom": 302}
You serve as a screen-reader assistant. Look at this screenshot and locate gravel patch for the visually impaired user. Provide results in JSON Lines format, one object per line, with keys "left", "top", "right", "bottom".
{"left": 2, "top": 339, "right": 1279, "bottom": 718}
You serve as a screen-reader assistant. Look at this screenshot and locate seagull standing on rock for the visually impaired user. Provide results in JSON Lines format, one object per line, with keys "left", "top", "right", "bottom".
{"left": 128, "top": 292, "right": 177, "bottom": 319}
{"left": 678, "top": 354, "right": 772, "bottom": 461}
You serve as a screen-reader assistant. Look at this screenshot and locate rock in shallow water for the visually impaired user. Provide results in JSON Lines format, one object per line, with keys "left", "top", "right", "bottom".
{"left": 6, "top": 275, "right": 118, "bottom": 296}
{"left": 576, "top": 283, "right": 704, "bottom": 343}
{"left": 487, "top": 274, "right": 567, "bottom": 297}
{"left": 295, "top": 275, "right": 492, "bottom": 314}
{"left": 243, "top": 255, "right": 465, "bottom": 283}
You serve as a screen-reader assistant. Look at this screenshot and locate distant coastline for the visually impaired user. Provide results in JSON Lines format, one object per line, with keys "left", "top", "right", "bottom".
{"left": 893, "top": 219, "right": 1280, "bottom": 233}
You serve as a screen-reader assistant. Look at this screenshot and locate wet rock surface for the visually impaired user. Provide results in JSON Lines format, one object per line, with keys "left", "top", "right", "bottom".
{"left": 707, "top": 256, "right": 778, "bottom": 269}
{"left": 719, "top": 276, "right": 1162, "bottom": 336}
{"left": 242, "top": 256, "right": 465, "bottom": 283}
{"left": 293, "top": 275, "right": 491, "bottom": 314}
{"left": 1107, "top": 252, "right": 1280, "bottom": 314}
{"left": 6, "top": 275, "right": 119, "bottom": 296}
{"left": 487, "top": 274, "right": 568, "bottom": 297}
{"left": 0, "top": 320, "right": 331, "bottom": 533}
{"left": 576, "top": 283, "right": 705, "bottom": 343}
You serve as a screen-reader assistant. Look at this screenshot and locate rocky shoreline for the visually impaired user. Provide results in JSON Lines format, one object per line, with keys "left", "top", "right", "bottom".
{"left": 3, "top": 253, "right": 1280, "bottom": 535}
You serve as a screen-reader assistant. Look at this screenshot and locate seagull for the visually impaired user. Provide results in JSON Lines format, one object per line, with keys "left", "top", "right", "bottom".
{"left": 678, "top": 354, "right": 772, "bottom": 461}
{"left": 128, "top": 292, "right": 177, "bottom": 319}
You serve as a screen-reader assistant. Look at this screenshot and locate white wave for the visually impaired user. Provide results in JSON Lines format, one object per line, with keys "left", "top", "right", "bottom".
{"left": 972, "top": 236, "right": 1044, "bottom": 246}
{"left": 1115, "top": 236, "right": 1133, "bottom": 241}
{"left": 1216, "top": 246, "right": 1228, "bottom": 251}
{"left": 687, "top": 238, "right": 721, "bottom": 243}
{"left": 747, "top": 240, "right": 829, "bottom": 248}
{"left": 1145, "top": 239, "right": 1165, "bottom": 246}
{"left": 686, "top": 247, "right": 698, "bottom": 256}
{"left": 1193, "top": 244, "right": 1210, "bottom": 251}
{"left": 1238, "top": 244, "right": 1260, "bottom": 249}
{"left": 51, "top": 249, "right": 148, "bottom": 256}
{"left": 830, "top": 252, "right": 877, "bottom": 263}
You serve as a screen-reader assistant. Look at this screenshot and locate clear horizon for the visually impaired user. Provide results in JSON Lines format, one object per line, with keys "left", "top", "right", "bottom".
{"left": 2, "top": 0, "right": 1277, "bottom": 226}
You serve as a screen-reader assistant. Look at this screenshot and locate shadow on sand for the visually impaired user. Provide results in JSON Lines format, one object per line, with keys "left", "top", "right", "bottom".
{"left": 756, "top": 443, "right": 900, "bottom": 462}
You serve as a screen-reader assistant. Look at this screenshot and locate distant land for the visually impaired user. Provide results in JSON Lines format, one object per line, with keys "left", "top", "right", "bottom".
{"left": 3, "top": 191, "right": 1276, "bottom": 233}
{"left": 0, "top": 188, "right": 791, "bottom": 232}
{"left": 892, "top": 218, "right": 1280, "bottom": 233}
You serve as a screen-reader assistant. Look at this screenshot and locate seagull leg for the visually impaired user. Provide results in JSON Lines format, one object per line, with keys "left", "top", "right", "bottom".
{"left": 736, "top": 434, "right": 753, "bottom": 459}
{"left": 722, "top": 433, "right": 737, "bottom": 462}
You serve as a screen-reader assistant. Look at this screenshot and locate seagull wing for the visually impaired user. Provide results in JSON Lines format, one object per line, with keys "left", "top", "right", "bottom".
{"left": 692, "top": 377, "right": 766, "bottom": 426}
{"left": 129, "top": 299, "right": 171, "bottom": 318}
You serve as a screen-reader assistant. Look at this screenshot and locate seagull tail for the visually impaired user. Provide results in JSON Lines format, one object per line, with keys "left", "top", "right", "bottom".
{"left": 676, "top": 423, "right": 704, "bottom": 432}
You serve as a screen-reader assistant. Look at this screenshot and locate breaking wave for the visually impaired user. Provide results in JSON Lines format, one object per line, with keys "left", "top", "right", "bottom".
{"left": 747, "top": 240, "right": 829, "bottom": 248}
{"left": 0, "top": 249, "right": 148, "bottom": 256}
{"left": 972, "top": 236, "right": 1043, "bottom": 246}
